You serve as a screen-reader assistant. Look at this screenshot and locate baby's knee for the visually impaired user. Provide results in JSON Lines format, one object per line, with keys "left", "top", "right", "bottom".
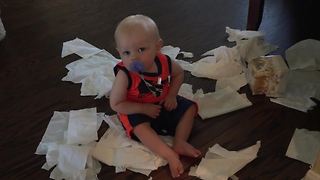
{"left": 133, "top": 122, "right": 151, "bottom": 133}
{"left": 188, "top": 104, "right": 198, "bottom": 115}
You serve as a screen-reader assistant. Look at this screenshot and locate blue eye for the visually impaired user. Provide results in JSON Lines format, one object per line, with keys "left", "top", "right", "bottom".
{"left": 123, "top": 51, "right": 130, "bottom": 56}
{"left": 138, "top": 48, "right": 146, "bottom": 53}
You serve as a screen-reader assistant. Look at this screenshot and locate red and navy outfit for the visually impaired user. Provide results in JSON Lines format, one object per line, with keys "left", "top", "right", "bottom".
{"left": 113, "top": 53, "right": 197, "bottom": 140}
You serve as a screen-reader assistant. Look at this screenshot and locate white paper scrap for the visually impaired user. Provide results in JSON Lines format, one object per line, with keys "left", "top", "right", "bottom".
{"left": 196, "top": 87, "right": 252, "bottom": 119}
{"left": 161, "top": 45, "right": 181, "bottom": 60}
{"left": 192, "top": 56, "right": 243, "bottom": 79}
{"left": 226, "top": 27, "right": 277, "bottom": 63}
{"left": 178, "top": 83, "right": 195, "bottom": 100}
{"left": 286, "top": 128, "right": 320, "bottom": 165}
{"left": 67, "top": 108, "right": 98, "bottom": 145}
{"left": 36, "top": 109, "right": 103, "bottom": 180}
{"left": 35, "top": 111, "right": 69, "bottom": 155}
{"left": 180, "top": 51, "right": 194, "bottom": 58}
{"left": 189, "top": 141, "right": 260, "bottom": 180}
{"left": 57, "top": 145, "right": 91, "bottom": 175}
{"left": 216, "top": 73, "right": 247, "bottom": 91}
{"left": 61, "top": 38, "right": 103, "bottom": 58}
{"left": 62, "top": 50, "right": 119, "bottom": 98}
{"left": 285, "top": 39, "right": 320, "bottom": 71}
{"left": 226, "top": 27, "right": 263, "bottom": 42}
{"left": 270, "top": 96, "right": 316, "bottom": 112}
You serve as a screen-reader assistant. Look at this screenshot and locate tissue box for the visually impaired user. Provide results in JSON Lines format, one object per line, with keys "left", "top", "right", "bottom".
{"left": 247, "top": 55, "right": 288, "bottom": 97}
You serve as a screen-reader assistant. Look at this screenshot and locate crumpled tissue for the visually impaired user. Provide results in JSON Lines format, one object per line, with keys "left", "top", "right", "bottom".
{"left": 61, "top": 38, "right": 103, "bottom": 58}
{"left": 189, "top": 141, "right": 261, "bottom": 180}
{"left": 285, "top": 39, "right": 320, "bottom": 71}
{"left": 35, "top": 108, "right": 104, "bottom": 180}
{"left": 62, "top": 45, "right": 120, "bottom": 98}
{"left": 178, "top": 84, "right": 252, "bottom": 119}
{"left": 286, "top": 128, "right": 320, "bottom": 165}
{"left": 269, "top": 40, "right": 320, "bottom": 112}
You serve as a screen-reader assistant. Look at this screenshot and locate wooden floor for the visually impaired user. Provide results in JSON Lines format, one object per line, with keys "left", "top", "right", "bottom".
{"left": 0, "top": 0, "right": 319, "bottom": 179}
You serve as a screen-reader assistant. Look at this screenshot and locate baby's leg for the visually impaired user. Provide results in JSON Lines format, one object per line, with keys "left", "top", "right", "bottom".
{"left": 173, "top": 104, "right": 201, "bottom": 157}
{"left": 133, "top": 122, "right": 184, "bottom": 178}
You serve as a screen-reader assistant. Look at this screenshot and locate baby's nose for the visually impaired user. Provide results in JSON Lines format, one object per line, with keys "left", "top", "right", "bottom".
{"left": 131, "top": 53, "right": 139, "bottom": 60}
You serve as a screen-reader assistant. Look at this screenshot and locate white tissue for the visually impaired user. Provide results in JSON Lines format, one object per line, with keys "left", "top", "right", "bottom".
{"left": 216, "top": 73, "right": 247, "bottom": 91}
{"left": 161, "top": 45, "right": 181, "bottom": 60}
{"left": 196, "top": 87, "right": 252, "bottom": 119}
{"left": 226, "top": 27, "right": 277, "bottom": 63}
{"left": 61, "top": 38, "right": 103, "bottom": 58}
{"left": 271, "top": 70, "right": 320, "bottom": 112}
{"left": 286, "top": 128, "right": 320, "bottom": 165}
{"left": 189, "top": 141, "right": 261, "bottom": 180}
{"left": 36, "top": 109, "right": 104, "bottom": 180}
{"left": 180, "top": 51, "right": 194, "bottom": 58}
{"left": 192, "top": 46, "right": 243, "bottom": 80}
{"left": 285, "top": 39, "right": 320, "bottom": 71}
{"left": 62, "top": 49, "right": 119, "bottom": 98}
{"left": 66, "top": 108, "right": 98, "bottom": 145}
{"left": 35, "top": 111, "right": 69, "bottom": 155}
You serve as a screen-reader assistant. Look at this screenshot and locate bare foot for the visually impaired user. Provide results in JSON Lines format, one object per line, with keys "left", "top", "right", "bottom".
{"left": 173, "top": 140, "right": 201, "bottom": 158}
{"left": 167, "top": 152, "right": 184, "bottom": 178}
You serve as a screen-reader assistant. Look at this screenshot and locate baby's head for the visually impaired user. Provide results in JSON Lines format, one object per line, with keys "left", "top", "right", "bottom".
{"left": 114, "top": 15, "right": 163, "bottom": 72}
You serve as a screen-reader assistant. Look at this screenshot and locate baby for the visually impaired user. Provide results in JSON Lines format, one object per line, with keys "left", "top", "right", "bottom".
{"left": 110, "top": 14, "right": 201, "bottom": 178}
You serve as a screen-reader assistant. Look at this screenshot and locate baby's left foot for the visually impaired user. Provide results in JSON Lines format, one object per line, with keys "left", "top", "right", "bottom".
{"left": 173, "top": 140, "right": 201, "bottom": 158}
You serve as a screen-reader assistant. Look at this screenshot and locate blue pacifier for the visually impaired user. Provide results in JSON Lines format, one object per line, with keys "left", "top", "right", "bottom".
{"left": 129, "top": 60, "right": 145, "bottom": 73}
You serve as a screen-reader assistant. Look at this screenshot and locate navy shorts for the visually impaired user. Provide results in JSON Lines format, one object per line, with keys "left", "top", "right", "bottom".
{"left": 118, "top": 95, "right": 197, "bottom": 141}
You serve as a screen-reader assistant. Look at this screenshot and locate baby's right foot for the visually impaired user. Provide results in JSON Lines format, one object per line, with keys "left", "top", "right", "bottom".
{"left": 173, "top": 140, "right": 201, "bottom": 158}
{"left": 167, "top": 154, "right": 184, "bottom": 178}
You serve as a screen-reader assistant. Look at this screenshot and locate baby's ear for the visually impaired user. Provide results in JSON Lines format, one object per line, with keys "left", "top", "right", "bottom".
{"left": 156, "top": 39, "right": 163, "bottom": 51}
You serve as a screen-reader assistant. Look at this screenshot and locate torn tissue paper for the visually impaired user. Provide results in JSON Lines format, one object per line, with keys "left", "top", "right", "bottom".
{"left": 160, "top": 45, "right": 180, "bottom": 60}
{"left": 285, "top": 39, "right": 320, "bottom": 71}
{"left": 226, "top": 27, "right": 277, "bottom": 63}
{"left": 286, "top": 128, "right": 320, "bottom": 165}
{"left": 196, "top": 87, "right": 252, "bottom": 119}
{"left": 178, "top": 84, "right": 252, "bottom": 119}
{"left": 191, "top": 27, "right": 276, "bottom": 90}
{"left": 92, "top": 115, "right": 170, "bottom": 177}
{"left": 189, "top": 141, "right": 261, "bottom": 180}
{"left": 36, "top": 108, "right": 104, "bottom": 180}
{"left": 268, "top": 39, "right": 320, "bottom": 112}
{"left": 62, "top": 47, "right": 120, "bottom": 98}
{"left": 61, "top": 38, "right": 103, "bottom": 58}
{"left": 270, "top": 70, "right": 320, "bottom": 112}
{"left": 67, "top": 108, "right": 98, "bottom": 145}
{"left": 216, "top": 73, "right": 247, "bottom": 91}
{"left": 192, "top": 46, "right": 243, "bottom": 80}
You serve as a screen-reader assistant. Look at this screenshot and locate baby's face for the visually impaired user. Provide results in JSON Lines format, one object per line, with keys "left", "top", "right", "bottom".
{"left": 116, "top": 29, "right": 160, "bottom": 72}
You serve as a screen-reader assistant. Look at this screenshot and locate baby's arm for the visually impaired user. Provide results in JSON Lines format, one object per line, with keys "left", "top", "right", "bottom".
{"left": 110, "top": 70, "right": 161, "bottom": 118}
{"left": 134, "top": 123, "right": 184, "bottom": 178}
{"left": 162, "top": 60, "right": 184, "bottom": 111}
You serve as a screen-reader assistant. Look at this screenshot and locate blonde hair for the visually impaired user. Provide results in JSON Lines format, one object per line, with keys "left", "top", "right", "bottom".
{"left": 114, "top": 15, "right": 160, "bottom": 43}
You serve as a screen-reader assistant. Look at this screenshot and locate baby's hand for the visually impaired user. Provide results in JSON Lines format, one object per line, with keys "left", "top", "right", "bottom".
{"left": 142, "top": 103, "right": 161, "bottom": 118}
{"left": 161, "top": 95, "right": 177, "bottom": 111}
